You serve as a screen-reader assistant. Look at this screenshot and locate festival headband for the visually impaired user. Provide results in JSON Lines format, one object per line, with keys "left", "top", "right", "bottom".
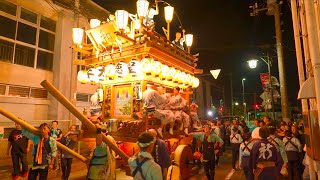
{"left": 136, "top": 137, "right": 156, "bottom": 148}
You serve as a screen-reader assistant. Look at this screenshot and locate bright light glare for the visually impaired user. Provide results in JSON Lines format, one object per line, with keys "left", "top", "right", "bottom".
{"left": 248, "top": 59, "right": 258, "bottom": 69}
{"left": 207, "top": 111, "right": 213, "bottom": 116}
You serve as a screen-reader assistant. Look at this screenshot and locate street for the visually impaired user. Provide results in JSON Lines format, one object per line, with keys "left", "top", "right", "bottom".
{"left": 0, "top": 149, "right": 246, "bottom": 180}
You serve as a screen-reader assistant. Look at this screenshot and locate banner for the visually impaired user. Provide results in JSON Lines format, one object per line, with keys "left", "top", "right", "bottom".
{"left": 260, "top": 73, "right": 270, "bottom": 89}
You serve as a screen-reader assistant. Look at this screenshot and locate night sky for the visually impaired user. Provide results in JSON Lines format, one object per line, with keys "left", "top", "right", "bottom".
{"left": 93, "top": 0, "right": 300, "bottom": 112}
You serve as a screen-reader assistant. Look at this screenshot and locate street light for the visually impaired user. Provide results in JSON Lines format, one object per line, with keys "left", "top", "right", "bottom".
{"left": 235, "top": 102, "right": 239, "bottom": 106}
{"left": 247, "top": 57, "right": 275, "bottom": 120}
{"left": 242, "top": 78, "right": 246, "bottom": 120}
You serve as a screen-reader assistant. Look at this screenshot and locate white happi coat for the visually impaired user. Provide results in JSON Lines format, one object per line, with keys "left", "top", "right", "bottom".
{"left": 142, "top": 88, "right": 174, "bottom": 125}
{"left": 168, "top": 94, "right": 190, "bottom": 127}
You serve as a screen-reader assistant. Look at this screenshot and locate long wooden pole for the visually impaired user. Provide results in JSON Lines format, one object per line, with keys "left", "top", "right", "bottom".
{"left": 0, "top": 107, "right": 87, "bottom": 163}
{"left": 40, "top": 80, "right": 129, "bottom": 162}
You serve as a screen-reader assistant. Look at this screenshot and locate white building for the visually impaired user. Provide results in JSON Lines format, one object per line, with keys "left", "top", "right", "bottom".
{"left": 0, "top": 0, "right": 108, "bottom": 133}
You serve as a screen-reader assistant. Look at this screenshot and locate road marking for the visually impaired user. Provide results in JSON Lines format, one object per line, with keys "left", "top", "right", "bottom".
{"left": 224, "top": 169, "right": 235, "bottom": 180}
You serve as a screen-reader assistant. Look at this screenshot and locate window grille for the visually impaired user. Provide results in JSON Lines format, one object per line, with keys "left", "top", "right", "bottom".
{"left": 8, "top": 85, "right": 29, "bottom": 98}
{"left": 30, "top": 88, "right": 47, "bottom": 98}
{"left": 0, "top": 84, "right": 6, "bottom": 95}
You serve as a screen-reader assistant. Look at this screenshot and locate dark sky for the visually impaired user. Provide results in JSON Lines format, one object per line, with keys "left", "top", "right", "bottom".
{"left": 93, "top": 0, "right": 300, "bottom": 111}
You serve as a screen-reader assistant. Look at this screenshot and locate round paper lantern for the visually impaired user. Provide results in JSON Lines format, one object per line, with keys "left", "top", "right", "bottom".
{"left": 160, "top": 64, "right": 169, "bottom": 80}
{"left": 141, "top": 58, "right": 152, "bottom": 75}
{"left": 185, "top": 74, "right": 192, "bottom": 85}
{"left": 115, "top": 61, "right": 129, "bottom": 78}
{"left": 96, "top": 66, "right": 106, "bottom": 82}
{"left": 151, "top": 60, "right": 162, "bottom": 77}
{"left": 167, "top": 67, "right": 176, "bottom": 81}
{"left": 105, "top": 64, "right": 116, "bottom": 79}
{"left": 179, "top": 72, "right": 186, "bottom": 84}
{"left": 173, "top": 70, "right": 181, "bottom": 83}
{"left": 87, "top": 68, "right": 100, "bottom": 84}
{"left": 192, "top": 77, "right": 200, "bottom": 88}
{"left": 77, "top": 70, "right": 89, "bottom": 84}
{"left": 128, "top": 59, "right": 141, "bottom": 76}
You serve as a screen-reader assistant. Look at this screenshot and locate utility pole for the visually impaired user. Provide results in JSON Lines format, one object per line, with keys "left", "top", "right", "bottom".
{"left": 249, "top": 0, "right": 290, "bottom": 121}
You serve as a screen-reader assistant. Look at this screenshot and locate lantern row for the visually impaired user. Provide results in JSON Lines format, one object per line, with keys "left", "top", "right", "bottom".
{"left": 77, "top": 58, "right": 200, "bottom": 88}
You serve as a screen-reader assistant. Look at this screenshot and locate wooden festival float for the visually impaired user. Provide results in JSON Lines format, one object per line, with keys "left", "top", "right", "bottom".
{"left": 70, "top": 1, "right": 203, "bottom": 178}
{"left": 1, "top": 1, "right": 202, "bottom": 179}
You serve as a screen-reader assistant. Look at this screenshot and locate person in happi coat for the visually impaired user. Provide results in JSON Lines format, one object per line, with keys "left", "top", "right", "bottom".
{"left": 22, "top": 123, "right": 57, "bottom": 180}
{"left": 239, "top": 132, "right": 254, "bottom": 180}
{"left": 283, "top": 130, "right": 302, "bottom": 180}
{"left": 189, "top": 102, "right": 202, "bottom": 130}
{"left": 250, "top": 127, "right": 281, "bottom": 180}
{"left": 167, "top": 86, "right": 190, "bottom": 134}
{"left": 190, "top": 124, "right": 224, "bottom": 180}
{"left": 128, "top": 132, "right": 163, "bottom": 180}
{"left": 230, "top": 127, "right": 243, "bottom": 170}
{"left": 148, "top": 129, "right": 171, "bottom": 179}
{"left": 142, "top": 83, "right": 175, "bottom": 137}
{"left": 267, "top": 125, "right": 288, "bottom": 176}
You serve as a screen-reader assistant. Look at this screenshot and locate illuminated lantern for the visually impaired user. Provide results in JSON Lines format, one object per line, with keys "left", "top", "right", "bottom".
{"left": 173, "top": 70, "right": 181, "bottom": 83}
{"left": 151, "top": 60, "right": 162, "bottom": 77}
{"left": 167, "top": 67, "right": 176, "bottom": 81}
{"left": 185, "top": 34, "right": 194, "bottom": 47}
{"left": 96, "top": 66, "right": 106, "bottom": 82}
{"left": 77, "top": 70, "right": 89, "bottom": 84}
{"left": 185, "top": 74, "right": 192, "bottom": 85}
{"left": 72, "top": 28, "right": 84, "bottom": 44}
{"left": 105, "top": 64, "right": 116, "bottom": 79}
{"left": 192, "top": 77, "right": 200, "bottom": 88}
{"left": 128, "top": 59, "right": 141, "bottom": 76}
{"left": 136, "top": 0, "right": 149, "bottom": 19}
{"left": 160, "top": 64, "right": 169, "bottom": 80}
{"left": 141, "top": 58, "right": 152, "bottom": 75}
{"left": 87, "top": 68, "right": 100, "bottom": 84}
{"left": 179, "top": 72, "right": 186, "bottom": 84}
{"left": 164, "top": 6, "right": 174, "bottom": 23}
{"left": 115, "top": 61, "right": 129, "bottom": 78}
{"left": 90, "top": 19, "right": 101, "bottom": 28}
{"left": 115, "top": 10, "right": 129, "bottom": 30}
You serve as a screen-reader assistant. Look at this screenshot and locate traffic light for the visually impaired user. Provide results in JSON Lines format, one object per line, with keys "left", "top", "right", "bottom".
{"left": 255, "top": 104, "right": 259, "bottom": 109}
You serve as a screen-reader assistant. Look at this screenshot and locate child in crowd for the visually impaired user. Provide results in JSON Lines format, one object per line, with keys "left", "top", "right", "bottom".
{"left": 230, "top": 127, "right": 243, "bottom": 170}
{"left": 22, "top": 123, "right": 57, "bottom": 180}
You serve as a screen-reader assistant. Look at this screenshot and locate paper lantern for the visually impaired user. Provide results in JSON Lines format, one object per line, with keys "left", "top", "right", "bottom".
{"left": 185, "top": 34, "right": 193, "bottom": 47}
{"left": 141, "top": 58, "right": 152, "bottom": 75}
{"left": 173, "top": 70, "right": 181, "bottom": 83}
{"left": 192, "top": 77, "right": 200, "bottom": 88}
{"left": 87, "top": 68, "right": 100, "bottom": 84}
{"left": 160, "top": 64, "right": 169, "bottom": 80}
{"left": 167, "top": 67, "right": 176, "bottom": 81}
{"left": 77, "top": 70, "right": 89, "bottom": 84}
{"left": 128, "top": 59, "right": 141, "bottom": 76}
{"left": 115, "top": 61, "right": 129, "bottom": 77}
{"left": 164, "top": 6, "right": 174, "bottom": 23}
{"left": 105, "top": 64, "right": 116, "bottom": 79}
{"left": 72, "top": 28, "right": 84, "bottom": 44}
{"left": 115, "top": 10, "right": 129, "bottom": 30}
{"left": 151, "top": 60, "right": 162, "bottom": 77}
{"left": 185, "top": 74, "right": 192, "bottom": 85}
{"left": 179, "top": 72, "right": 186, "bottom": 84}
{"left": 90, "top": 19, "right": 101, "bottom": 28}
{"left": 136, "top": 0, "right": 149, "bottom": 18}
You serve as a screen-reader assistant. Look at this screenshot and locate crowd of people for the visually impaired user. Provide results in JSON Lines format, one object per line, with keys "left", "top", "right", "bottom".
{"left": 6, "top": 114, "right": 306, "bottom": 180}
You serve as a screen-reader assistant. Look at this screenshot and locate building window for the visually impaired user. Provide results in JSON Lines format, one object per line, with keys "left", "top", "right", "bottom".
{"left": 0, "top": 39, "right": 14, "bottom": 63}
{"left": 37, "top": 50, "right": 53, "bottom": 70}
{"left": 14, "top": 44, "right": 35, "bottom": 67}
{"left": 0, "top": 0, "right": 17, "bottom": 16}
{"left": 0, "top": 16, "right": 16, "bottom": 39}
{"left": 0, "top": 83, "right": 48, "bottom": 99}
{"left": 0, "top": 0, "right": 55, "bottom": 71}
